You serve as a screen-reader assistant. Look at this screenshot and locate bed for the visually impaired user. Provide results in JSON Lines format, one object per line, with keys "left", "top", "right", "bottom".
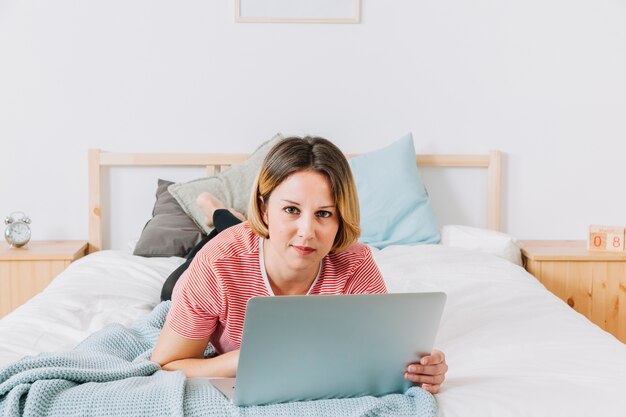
{"left": 1, "top": 142, "right": 625, "bottom": 416}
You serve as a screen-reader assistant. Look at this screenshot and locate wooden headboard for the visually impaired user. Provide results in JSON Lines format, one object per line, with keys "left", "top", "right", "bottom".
{"left": 88, "top": 149, "right": 502, "bottom": 253}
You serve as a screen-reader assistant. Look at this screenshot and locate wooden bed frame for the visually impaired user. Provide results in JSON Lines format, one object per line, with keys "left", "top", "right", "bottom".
{"left": 88, "top": 149, "right": 502, "bottom": 253}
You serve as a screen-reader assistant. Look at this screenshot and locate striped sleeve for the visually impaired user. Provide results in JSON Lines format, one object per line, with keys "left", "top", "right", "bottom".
{"left": 343, "top": 245, "right": 388, "bottom": 295}
{"left": 166, "top": 252, "right": 223, "bottom": 340}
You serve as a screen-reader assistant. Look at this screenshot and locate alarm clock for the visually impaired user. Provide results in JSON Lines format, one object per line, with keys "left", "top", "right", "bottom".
{"left": 4, "top": 211, "right": 31, "bottom": 248}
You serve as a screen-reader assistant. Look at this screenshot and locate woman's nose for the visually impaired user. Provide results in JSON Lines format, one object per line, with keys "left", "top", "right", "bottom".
{"left": 297, "top": 215, "right": 315, "bottom": 239}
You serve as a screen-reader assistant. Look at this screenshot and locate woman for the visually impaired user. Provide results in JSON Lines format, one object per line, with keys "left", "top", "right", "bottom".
{"left": 151, "top": 136, "right": 448, "bottom": 394}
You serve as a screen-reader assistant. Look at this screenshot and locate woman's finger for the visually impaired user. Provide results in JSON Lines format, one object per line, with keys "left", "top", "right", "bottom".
{"left": 407, "top": 362, "right": 448, "bottom": 377}
{"left": 404, "top": 372, "right": 445, "bottom": 385}
{"left": 421, "top": 383, "right": 440, "bottom": 394}
{"left": 420, "top": 349, "right": 445, "bottom": 365}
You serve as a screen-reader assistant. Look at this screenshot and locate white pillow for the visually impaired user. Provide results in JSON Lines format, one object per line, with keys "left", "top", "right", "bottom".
{"left": 127, "top": 238, "right": 139, "bottom": 253}
{"left": 440, "top": 225, "right": 522, "bottom": 266}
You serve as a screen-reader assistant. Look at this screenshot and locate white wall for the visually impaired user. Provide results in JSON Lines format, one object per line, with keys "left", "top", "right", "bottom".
{"left": 1, "top": 0, "right": 625, "bottom": 248}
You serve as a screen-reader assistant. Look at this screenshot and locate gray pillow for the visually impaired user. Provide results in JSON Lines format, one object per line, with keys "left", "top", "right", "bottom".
{"left": 133, "top": 179, "right": 204, "bottom": 257}
{"left": 168, "top": 133, "right": 283, "bottom": 234}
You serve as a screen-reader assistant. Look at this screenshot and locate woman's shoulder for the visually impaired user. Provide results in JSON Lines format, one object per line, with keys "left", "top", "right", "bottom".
{"left": 198, "top": 222, "right": 259, "bottom": 261}
{"left": 325, "top": 241, "right": 373, "bottom": 265}
{"left": 334, "top": 241, "right": 372, "bottom": 255}
{"left": 318, "top": 242, "right": 383, "bottom": 293}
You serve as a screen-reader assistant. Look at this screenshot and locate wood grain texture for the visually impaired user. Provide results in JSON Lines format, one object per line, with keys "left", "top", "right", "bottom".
{"left": 0, "top": 241, "right": 88, "bottom": 318}
{"left": 521, "top": 240, "right": 625, "bottom": 343}
{"left": 88, "top": 149, "right": 503, "bottom": 252}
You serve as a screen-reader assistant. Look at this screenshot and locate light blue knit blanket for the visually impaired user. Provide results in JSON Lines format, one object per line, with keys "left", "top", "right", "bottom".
{"left": 0, "top": 302, "right": 438, "bottom": 417}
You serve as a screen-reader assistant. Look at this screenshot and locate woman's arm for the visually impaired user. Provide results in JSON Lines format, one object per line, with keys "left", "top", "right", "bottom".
{"left": 151, "top": 322, "right": 239, "bottom": 378}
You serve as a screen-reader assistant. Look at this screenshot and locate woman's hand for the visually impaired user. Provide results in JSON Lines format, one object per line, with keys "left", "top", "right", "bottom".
{"left": 159, "top": 348, "right": 240, "bottom": 378}
{"left": 404, "top": 349, "right": 448, "bottom": 394}
{"left": 152, "top": 323, "right": 240, "bottom": 378}
{"left": 208, "top": 349, "right": 240, "bottom": 377}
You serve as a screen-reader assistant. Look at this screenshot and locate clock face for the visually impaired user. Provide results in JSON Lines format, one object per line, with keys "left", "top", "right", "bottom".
{"left": 5, "top": 221, "right": 31, "bottom": 247}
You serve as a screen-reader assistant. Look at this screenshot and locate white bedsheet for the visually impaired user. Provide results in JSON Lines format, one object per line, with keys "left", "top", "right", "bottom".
{"left": 0, "top": 250, "right": 184, "bottom": 366}
{"left": 375, "top": 245, "right": 626, "bottom": 417}
{"left": 1, "top": 246, "right": 625, "bottom": 416}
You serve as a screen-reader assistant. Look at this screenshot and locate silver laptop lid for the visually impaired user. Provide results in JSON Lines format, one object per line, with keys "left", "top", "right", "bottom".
{"left": 234, "top": 292, "right": 446, "bottom": 406}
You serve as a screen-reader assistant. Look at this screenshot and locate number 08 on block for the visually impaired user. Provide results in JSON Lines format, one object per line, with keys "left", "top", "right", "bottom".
{"left": 588, "top": 225, "right": 625, "bottom": 252}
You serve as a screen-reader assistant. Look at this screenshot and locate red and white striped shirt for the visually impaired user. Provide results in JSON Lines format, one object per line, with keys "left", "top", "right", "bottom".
{"left": 166, "top": 222, "right": 387, "bottom": 353}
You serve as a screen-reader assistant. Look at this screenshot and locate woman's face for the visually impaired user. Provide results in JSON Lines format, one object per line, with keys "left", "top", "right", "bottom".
{"left": 262, "top": 169, "right": 340, "bottom": 280}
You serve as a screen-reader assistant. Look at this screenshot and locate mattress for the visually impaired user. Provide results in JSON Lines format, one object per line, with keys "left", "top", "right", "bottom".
{"left": 1, "top": 245, "right": 624, "bottom": 416}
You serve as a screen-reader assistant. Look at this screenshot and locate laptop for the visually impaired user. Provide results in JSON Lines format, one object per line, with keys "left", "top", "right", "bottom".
{"left": 207, "top": 292, "right": 446, "bottom": 406}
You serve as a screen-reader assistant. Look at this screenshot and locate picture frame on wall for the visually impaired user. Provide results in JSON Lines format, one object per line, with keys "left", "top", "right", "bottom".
{"left": 235, "top": 0, "right": 361, "bottom": 24}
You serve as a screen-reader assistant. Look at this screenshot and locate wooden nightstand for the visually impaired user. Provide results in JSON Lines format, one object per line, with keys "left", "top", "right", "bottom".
{"left": 0, "top": 240, "right": 88, "bottom": 318}
{"left": 520, "top": 240, "right": 625, "bottom": 343}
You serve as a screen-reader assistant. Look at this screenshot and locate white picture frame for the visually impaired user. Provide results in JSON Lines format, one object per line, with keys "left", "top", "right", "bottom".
{"left": 235, "top": 0, "right": 361, "bottom": 24}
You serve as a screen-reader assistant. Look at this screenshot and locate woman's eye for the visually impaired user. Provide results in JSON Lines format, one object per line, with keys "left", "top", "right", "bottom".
{"left": 284, "top": 207, "right": 299, "bottom": 215}
{"left": 317, "top": 210, "right": 332, "bottom": 218}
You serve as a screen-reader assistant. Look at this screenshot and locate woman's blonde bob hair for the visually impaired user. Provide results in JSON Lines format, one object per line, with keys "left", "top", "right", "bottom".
{"left": 247, "top": 136, "right": 360, "bottom": 253}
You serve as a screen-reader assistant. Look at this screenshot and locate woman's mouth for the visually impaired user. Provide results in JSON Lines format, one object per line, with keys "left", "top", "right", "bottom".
{"left": 291, "top": 245, "right": 315, "bottom": 255}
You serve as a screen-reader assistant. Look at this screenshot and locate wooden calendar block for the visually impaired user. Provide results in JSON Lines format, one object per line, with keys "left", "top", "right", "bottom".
{"left": 587, "top": 225, "right": 625, "bottom": 252}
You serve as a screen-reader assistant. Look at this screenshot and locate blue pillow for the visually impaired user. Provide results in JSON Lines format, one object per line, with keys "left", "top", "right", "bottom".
{"left": 349, "top": 133, "right": 440, "bottom": 249}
